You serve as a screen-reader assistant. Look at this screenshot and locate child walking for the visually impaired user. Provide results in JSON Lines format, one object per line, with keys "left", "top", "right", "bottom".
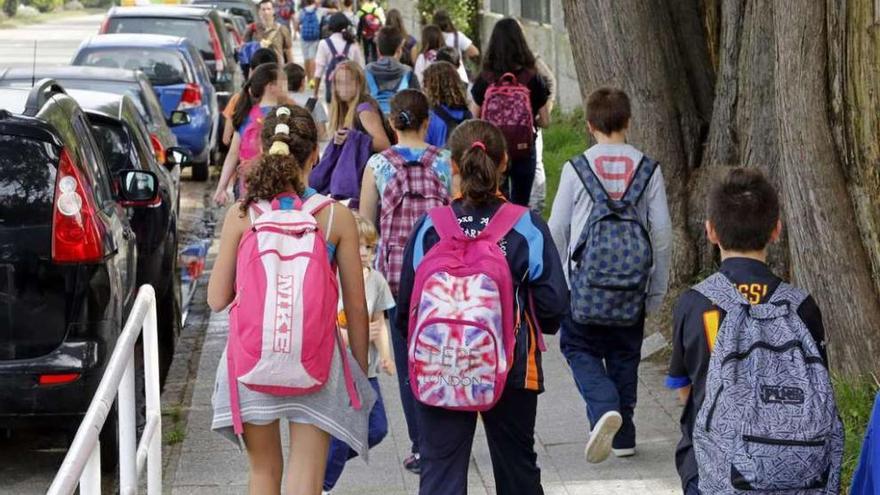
{"left": 548, "top": 87, "right": 672, "bottom": 464}
{"left": 208, "top": 104, "right": 375, "bottom": 495}
{"left": 322, "top": 213, "right": 395, "bottom": 493}
{"left": 422, "top": 61, "right": 472, "bottom": 148}
{"left": 667, "top": 168, "right": 841, "bottom": 494}
{"left": 358, "top": 89, "right": 454, "bottom": 474}
{"left": 326, "top": 61, "right": 393, "bottom": 153}
{"left": 396, "top": 120, "right": 568, "bottom": 494}
{"left": 214, "top": 63, "right": 288, "bottom": 205}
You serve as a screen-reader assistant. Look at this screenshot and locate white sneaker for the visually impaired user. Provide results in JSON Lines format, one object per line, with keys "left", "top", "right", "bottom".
{"left": 584, "top": 411, "right": 623, "bottom": 464}
{"left": 612, "top": 447, "right": 636, "bottom": 458}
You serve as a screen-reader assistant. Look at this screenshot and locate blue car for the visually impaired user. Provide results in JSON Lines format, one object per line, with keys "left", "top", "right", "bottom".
{"left": 72, "top": 34, "right": 218, "bottom": 181}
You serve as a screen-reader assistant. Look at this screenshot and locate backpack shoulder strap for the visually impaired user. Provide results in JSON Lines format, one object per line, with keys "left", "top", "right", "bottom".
{"left": 769, "top": 282, "right": 809, "bottom": 309}
{"left": 621, "top": 157, "right": 659, "bottom": 205}
{"left": 693, "top": 272, "right": 750, "bottom": 314}
{"left": 569, "top": 154, "right": 608, "bottom": 203}
{"left": 342, "top": 41, "right": 352, "bottom": 56}
{"left": 428, "top": 206, "right": 464, "bottom": 240}
{"left": 396, "top": 71, "right": 411, "bottom": 91}
{"left": 381, "top": 147, "right": 406, "bottom": 170}
{"left": 302, "top": 193, "right": 334, "bottom": 216}
{"left": 365, "top": 70, "right": 379, "bottom": 95}
{"left": 326, "top": 39, "right": 338, "bottom": 56}
{"left": 480, "top": 203, "right": 528, "bottom": 244}
{"left": 419, "top": 145, "right": 441, "bottom": 168}
{"left": 305, "top": 96, "right": 318, "bottom": 113}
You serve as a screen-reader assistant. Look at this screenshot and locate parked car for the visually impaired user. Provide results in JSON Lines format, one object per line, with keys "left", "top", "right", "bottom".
{"left": 0, "top": 80, "right": 153, "bottom": 469}
{"left": 0, "top": 66, "right": 178, "bottom": 172}
{"left": 73, "top": 34, "right": 218, "bottom": 181}
{"left": 189, "top": 0, "right": 257, "bottom": 25}
{"left": 99, "top": 6, "right": 242, "bottom": 109}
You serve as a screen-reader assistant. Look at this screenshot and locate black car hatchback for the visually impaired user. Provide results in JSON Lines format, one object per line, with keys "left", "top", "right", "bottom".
{"left": 0, "top": 81, "right": 155, "bottom": 467}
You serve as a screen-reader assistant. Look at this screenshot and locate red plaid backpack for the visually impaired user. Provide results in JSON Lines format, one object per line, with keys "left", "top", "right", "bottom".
{"left": 378, "top": 146, "right": 450, "bottom": 295}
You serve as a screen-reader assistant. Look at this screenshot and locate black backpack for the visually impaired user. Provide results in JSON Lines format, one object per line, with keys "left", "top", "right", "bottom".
{"left": 433, "top": 105, "right": 472, "bottom": 145}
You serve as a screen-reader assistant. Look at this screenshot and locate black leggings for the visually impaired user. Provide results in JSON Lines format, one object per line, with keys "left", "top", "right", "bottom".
{"left": 503, "top": 147, "right": 537, "bottom": 207}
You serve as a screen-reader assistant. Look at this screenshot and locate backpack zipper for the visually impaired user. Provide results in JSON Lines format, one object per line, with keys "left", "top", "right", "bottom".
{"left": 742, "top": 434, "right": 825, "bottom": 447}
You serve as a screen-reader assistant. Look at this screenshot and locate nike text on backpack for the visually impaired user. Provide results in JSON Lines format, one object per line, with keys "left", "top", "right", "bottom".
{"left": 377, "top": 146, "right": 449, "bottom": 295}
{"left": 226, "top": 194, "right": 362, "bottom": 436}
{"left": 692, "top": 273, "right": 843, "bottom": 493}
{"left": 300, "top": 8, "right": 321, "bottom": 42}
{"left": 366, "top": 70, "right": 411, "bottom": 114}
{"left": 408, "top": 203, "right": 531, "bottom": 411}
{"left": 324, "top": 40, "right": 352, "bottom": 100}
{"left": 480, "top": 72, "right": 535, "bottom": 161}
{"left": 358, "top": 6, "right": 381, "bottom": 40}
{"left": 433, "top": 105, "right": 472, "bottom": 144}
{"left": 568, "top": 155, "right": 656, "bottom": 327}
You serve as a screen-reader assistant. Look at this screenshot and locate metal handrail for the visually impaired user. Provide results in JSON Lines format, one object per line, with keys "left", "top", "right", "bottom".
{"left": 47, "top": 285, "right": 163, "bottom": 495}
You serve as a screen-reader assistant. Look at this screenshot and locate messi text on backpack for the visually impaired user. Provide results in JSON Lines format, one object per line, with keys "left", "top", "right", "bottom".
{"left": 480, "top": 72, "right": 535, "bottom": 161}
{"left": 377, "top": 145, "right": 449, "bottom": 295}
{"left": 226, "top": 193, "right": 362, "bottom": 436}
{"left": 407, "top": 203, "right": 536, "bottom": 411}
{"left": 692, "top": 273, "right": 843, "bottom": 493}
{"left": 568, "top": 154, "right": 656, "bottom": 327}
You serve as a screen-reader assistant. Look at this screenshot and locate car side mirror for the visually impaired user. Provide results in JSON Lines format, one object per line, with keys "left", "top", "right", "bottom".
{"left": 168, "top": 110, "right": 191, "bottom": 127}
{"left": 165, "top": 146, "right": 192, "bottom": 168}
{"left": 118, "top": 170, "right": 159, "bottom": 205}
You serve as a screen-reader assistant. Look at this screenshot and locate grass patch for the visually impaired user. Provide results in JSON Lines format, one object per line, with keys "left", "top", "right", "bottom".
{"left": 0, "top": 8, "right": 102, "bottom": 29}
{"left": 541, "top": 107, "right": 589, "bottom": 219}
{"left": 834, "top": 374, "right": 877, "bottom": 492}
{"left": 164, "top": 424, "right": 186, "bottom": 445}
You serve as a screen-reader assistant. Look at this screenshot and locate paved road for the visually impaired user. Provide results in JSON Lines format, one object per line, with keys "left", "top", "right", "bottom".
{"left": 0, "top": 14, "right": 105, "bottom": 69}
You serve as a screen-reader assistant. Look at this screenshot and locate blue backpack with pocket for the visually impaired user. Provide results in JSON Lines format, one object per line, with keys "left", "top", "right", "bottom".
{"left": 365, "top": 70, "right": 411, "bottom": 114}
{"left": 300, "top": 8, "right": 320, "bottom": 42}
{"left": 692, "top": 273, "right": 843, "bottom": 493}
{"left": 569, "top": 154, "right": 655, "bottom": 327}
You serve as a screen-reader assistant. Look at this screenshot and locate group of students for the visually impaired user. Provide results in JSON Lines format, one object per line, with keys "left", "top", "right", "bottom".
{"left": 205, "top": 6, "right": 848, "bottom": 495}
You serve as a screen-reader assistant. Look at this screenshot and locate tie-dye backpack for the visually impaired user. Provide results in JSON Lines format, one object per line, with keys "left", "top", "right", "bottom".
{"left": 226, "top": 193, "right": 361, "bottom": 436}
{"left": 407, "top": 203, "right": 528, "bottom": 411}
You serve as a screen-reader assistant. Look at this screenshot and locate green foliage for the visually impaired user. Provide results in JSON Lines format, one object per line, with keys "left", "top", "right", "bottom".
{"left": 541, "top": 107, "right": 588, "bottom": 219}
{"left": 22, "top": 0, "right": 61, "bottom": 13}
{"left": 164, "top": 425, "right": 186, "bottom": 445}
{"left": 415, "top": 0, "right": 480, "bottom": 47}
{"left": 79, "top": 0, "right": 109, "bottom": 8}
{"left": 834, "top": 374, "right": 877, "bottom": 493}
{"left": 2, "top": 0, "right": 18, "bottom": 17}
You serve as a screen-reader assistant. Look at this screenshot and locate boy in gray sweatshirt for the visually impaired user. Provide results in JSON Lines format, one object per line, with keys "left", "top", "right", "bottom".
{"left": 548, "top": 87, "right": 672, "bottom": 465}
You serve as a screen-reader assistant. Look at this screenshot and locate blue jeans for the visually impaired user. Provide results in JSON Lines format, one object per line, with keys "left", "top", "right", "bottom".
{"left": 389, "top": 307, "right": 420, "bottom": 454}
{"left": 322, "top": 378, "right": 387, "bottom": 490}
{"left": 559, "top": 315, "right": 644, "bottom": 449}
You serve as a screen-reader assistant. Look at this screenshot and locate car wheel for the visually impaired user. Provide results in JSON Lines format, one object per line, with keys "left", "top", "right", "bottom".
{"left": 158, "top": 248, "right": 181, "bottom": 386}
{"left": 191, "top": 160, "right": 210, "bottom": 182}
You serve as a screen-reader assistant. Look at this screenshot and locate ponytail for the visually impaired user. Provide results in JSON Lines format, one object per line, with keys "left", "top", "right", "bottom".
{"left": 447, "top": 120, "right": 507, "bottom": 206}
{"left": 232, "top": 63, "right": 281, "bottom": 130}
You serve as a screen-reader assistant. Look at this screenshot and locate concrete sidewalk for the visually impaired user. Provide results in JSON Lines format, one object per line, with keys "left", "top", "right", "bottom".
{"left": 168, "top": 306, "right": 684, "bottom": 494}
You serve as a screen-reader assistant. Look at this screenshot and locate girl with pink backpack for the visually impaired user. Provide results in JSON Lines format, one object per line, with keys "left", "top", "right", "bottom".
{"left": 208, "top": 104, "right": 375, "bottom": 495}
{"left": 213, "top": 63, "right": 289, "bottom": 206}
{"left": 395, "top": 120, "right": 568, "bottom": 495}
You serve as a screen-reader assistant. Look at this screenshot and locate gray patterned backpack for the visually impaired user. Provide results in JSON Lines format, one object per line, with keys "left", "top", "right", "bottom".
{"left": 569, "top": 155, "right": 656, "bottom": 326}
{"left": 693, "top": 273, "right": 843, "bottom": 494}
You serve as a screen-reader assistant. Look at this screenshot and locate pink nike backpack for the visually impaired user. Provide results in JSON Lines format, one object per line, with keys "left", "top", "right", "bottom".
{"left": 236, "top": 105, "right": 266, "bottom": 195}
{"left": 227, "top": 193, "right": 361, "bottom": 435}
{"left": 480, "top": 71, "right": 534, "bottom": 161}
{"left": 407, "top": 203, "right": 529, "bottom": 411}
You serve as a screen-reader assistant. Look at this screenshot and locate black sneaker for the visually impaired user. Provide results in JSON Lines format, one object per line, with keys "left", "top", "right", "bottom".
{"left": 403, "top": 453, "right": 421, "bottom": 474}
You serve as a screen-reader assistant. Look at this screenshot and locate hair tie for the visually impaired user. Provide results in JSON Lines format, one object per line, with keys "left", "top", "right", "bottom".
{"left": 399, "top": 110, "right": 412, "bottom": 127}
{"left": 275, "top": 107, "right": 291, "bottom": 117}
{"left": 470, "top": 141, "right": 487, "bottom": 152}
{"left": 274, "top": 123, "right": 290, "bottom": 135}
{"left": 268, "top": 140, "right": 290, "bottom": 155}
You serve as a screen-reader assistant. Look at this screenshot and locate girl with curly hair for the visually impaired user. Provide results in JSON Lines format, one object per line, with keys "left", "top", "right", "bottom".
{"left": 208, "top": 105, "right": 376, "bottom": 495}
{"left": 422, "top": 61, "right": 472, "bottom": 148}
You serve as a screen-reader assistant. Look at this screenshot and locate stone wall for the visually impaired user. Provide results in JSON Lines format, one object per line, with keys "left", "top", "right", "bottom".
{"left": 385, "top": 0, "right": 582, "bottom": 113}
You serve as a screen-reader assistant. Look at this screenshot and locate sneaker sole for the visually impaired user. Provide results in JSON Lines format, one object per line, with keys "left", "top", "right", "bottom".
{"left": 585, "top": 411, "right": 623, "bottom": 464}
{"left": 612, "top": 447, "right": 636, "bottom": 458}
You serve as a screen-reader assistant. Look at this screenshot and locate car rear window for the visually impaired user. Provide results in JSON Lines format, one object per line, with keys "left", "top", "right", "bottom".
{"left": 106, "top": 17, "right": 214, "bottom": 57}
{"left": 0, "top": 134, "right": 57, "bottom": 225}
{"left": 77, "top": 49, "right": 191, "bottom": 87}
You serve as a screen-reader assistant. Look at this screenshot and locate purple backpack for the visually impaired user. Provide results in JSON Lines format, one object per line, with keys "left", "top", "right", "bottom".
{"left": 480, "top": 72, "right": 535, "bottom": 161}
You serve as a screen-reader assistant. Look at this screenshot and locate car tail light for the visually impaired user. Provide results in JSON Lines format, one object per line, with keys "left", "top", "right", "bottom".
{"left": 51, "top": 148, "right": 105, "bottom": 264}
{"left": 177, "top": 83, "right": 203, "bottom": 110}
{"left": 149, "top": 133, "right": 166, "bottom": 164}
{"left": 207, "top": 21, "right": 225, "bottom": 72}
{"left": 39, "top": 373, "right": 81, "bottom": 386}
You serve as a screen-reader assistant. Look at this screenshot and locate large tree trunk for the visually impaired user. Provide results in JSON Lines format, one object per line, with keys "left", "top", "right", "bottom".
{"left": 561, "top": 0, "right": 880, "bottom": 376}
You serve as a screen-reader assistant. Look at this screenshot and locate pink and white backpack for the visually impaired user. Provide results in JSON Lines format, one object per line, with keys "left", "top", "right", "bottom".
{"left": 236, "top": 105, "right": 267, "bottom": 195}
{"left": 227, "top": 193, "right": 361, "bottom": 435}
{"left": 407, "top": 203, "right": 528, "bottom": 411}
{"left": 480, "top": 71, "right": 535, "bottom": 161}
